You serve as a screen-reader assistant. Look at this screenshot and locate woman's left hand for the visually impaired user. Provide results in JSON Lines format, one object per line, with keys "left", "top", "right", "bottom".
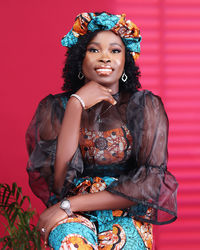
{"left": 38, "top": 202, "right": 68, "bottom": 243}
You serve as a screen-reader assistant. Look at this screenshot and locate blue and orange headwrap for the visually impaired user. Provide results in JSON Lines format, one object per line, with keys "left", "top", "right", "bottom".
{"left": 61, "top": 12, "right": 142, "bottom": 61}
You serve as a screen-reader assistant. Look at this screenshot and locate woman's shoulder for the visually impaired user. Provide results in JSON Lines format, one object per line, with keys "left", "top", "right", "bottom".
{"left": 38, "top": 91, "right": 72, "bottom": 110}
{"left": 129, "top": 89, "right": 163, "bottom": 108}
{"left": 126, "top": 89, "right": 166, "bottom": 124}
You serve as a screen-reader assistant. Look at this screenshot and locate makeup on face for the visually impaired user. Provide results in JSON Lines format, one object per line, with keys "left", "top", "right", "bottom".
{"left": 82, "top": 31, "right": 125, "bottom": 93}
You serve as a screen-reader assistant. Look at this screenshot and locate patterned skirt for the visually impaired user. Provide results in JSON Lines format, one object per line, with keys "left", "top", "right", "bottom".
{"left": 48, "top": 176, "right": 153, "bottom": 250}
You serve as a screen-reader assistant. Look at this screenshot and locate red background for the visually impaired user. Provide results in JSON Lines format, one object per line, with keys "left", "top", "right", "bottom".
{"left": 1, "top": 0, "right": 200, "bottom": 249}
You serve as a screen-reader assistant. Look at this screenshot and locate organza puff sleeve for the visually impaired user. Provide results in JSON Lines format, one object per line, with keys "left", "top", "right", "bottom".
{"left": 26, "top": 90, "right": 178, "bottom": 224}
{"left": 26, "top": 93, "right": 83, "bottom": 207}
{"left": 106, "top": 90, "right": 178, "bottom": 225}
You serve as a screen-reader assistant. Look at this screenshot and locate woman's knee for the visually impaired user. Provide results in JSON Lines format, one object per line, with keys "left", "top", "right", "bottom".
{"left": 48, "top": 215, "right": 98, "bottom": 249}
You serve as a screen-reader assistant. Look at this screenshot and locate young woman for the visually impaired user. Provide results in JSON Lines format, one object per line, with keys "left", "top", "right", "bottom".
{"left": 26, "top": 12, "right": 178, "bottom": 249}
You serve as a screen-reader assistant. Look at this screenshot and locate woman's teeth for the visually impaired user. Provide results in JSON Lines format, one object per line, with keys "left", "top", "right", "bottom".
{"left": 96, "top": 68, "right": 112, "bottom": 75}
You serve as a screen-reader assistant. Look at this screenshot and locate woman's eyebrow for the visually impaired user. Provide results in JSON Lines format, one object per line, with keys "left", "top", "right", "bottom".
{"left": 88, "top": 42, "right": 123, "bottom": 48}
{"left": 110, "top": 43, "right": 123, "bottom": 48}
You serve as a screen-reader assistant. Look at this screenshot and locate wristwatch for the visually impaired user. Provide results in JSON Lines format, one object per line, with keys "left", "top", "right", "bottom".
{"left": 60, "top": 198, "right": 74, "bottom": 216}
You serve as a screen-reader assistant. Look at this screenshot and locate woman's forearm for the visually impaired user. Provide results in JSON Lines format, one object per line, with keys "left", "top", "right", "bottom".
{"left": 54, "top": 97, "right": 82, "bottom": 192}
{"left": 68, "top": 190, "right": 135, "bottom": 212}
{"left": 54, "top": 82, "right": 117, "bottom": 193}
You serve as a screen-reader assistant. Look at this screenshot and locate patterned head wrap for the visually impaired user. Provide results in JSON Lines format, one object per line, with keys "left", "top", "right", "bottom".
{"left": 61, "top": 12, "right": 141, "bottom": 61}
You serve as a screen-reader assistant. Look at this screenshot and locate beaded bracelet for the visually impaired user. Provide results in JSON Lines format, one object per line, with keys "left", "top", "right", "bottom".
{"left": 70, "top": 94, "right": 85, "bottom": 109}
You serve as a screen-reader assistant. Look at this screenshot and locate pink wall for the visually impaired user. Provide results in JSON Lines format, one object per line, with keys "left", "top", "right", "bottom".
{"left": 1, "top": 1, "right": 200, "bottom": 249}
{"left": 113, "top": 1, "right": 200, "bottom": 249}
{"left": 0, "top": 0, "right": 113, "bottom": 213}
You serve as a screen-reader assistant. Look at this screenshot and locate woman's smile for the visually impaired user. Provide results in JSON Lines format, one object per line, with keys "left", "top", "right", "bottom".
{"left": 95, "top": 65, "right": 113, "bottom": 76}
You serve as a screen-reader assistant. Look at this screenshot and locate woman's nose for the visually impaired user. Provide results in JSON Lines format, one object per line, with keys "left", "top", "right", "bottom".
{"left": 99, "top": 52, "right": 111, "bottom": 63}
{"left": 99, "top": 58, "right": 111, "bottom": 63}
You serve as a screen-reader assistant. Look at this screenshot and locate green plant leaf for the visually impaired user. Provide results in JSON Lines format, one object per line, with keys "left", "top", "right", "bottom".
{"left": 1, "top": 184, "right": 9, "bottom": 206}
{"left": 0, "top": 182, "right": 42, "bottom": 249}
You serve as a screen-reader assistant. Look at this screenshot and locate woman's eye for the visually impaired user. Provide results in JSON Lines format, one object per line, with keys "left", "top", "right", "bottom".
{"left": 112, "top": 49, "right": 121, "bottom": 53}
{"left": 88, "top": 48, "right": 99, "bottom": 53}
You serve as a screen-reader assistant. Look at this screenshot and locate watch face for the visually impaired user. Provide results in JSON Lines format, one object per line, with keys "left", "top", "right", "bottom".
{"left": 61, "top": 200, "right": 70, "bottom": 210}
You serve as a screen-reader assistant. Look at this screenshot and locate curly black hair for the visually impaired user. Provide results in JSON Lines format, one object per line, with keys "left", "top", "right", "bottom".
{"left": 62, "top": 30, "right": 141, "bottom": 93}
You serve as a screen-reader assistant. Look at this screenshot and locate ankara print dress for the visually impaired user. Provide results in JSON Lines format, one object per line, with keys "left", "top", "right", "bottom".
{"left": 49, "top": 123, "right": 152, "bottom": 249}
{"left": 26, "top": 90, "right": 178, "bottom": 249}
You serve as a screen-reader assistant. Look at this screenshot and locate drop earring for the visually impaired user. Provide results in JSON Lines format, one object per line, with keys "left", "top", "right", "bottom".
{"left": 78, "top": 72, "right": 84, "bottom": 80}
{"left": 121, "top": 72, "right": 128, "bottom": 83}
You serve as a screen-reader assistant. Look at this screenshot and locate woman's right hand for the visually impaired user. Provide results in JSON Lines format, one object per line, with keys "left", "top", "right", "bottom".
{"left": 75, "top": 81, "right": 117, "bottom": 109}
{"left": 38, "top": 202, "right": 67, "bottom": 244}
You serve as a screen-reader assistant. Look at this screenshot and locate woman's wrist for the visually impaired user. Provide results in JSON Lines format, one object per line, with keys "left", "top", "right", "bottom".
{"left": 70, "top": 94, "right": 85, "bottom": 109}
{"left": 65, "top": 95, "right": 85, "bottom": 114}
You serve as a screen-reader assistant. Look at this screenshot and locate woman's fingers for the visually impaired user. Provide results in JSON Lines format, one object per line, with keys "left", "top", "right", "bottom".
{"left": 39, "top": 220, "right": 52, "bottom": 242}
{"left": 75, "top": 81, "right": 117, "bottom": 109}
{"left": 42, "top": 226, "right": 51, "bottom": 242}
{"left": 105, "top": 95, "right": 117, "bottom": 105}
{"left": 38, "top": 203, "right": 67, "bottom": 243}
{"left": 98, "top": 87, "right": 117, "bottom": 105}
{"left": 38, "top": 213, "right": 49, "bottom": 241}
{"left": 99, "top": 91, "right": 116, "bottom": 105}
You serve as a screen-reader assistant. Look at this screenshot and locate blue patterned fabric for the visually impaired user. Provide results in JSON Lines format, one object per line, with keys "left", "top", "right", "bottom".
{"left": 87, "top": 13, "right": 119, "bottom": 32}
{"left": 49, "top": 220, "right": 98, "bottom": 249}
{"left": 61, "top": 12, "right": 142, "bottom": 59}
{"left": 48, "top": 176, "right": 149, "bottom": 249}
{"left": 61, "top": 13, "right": 119, "bottom": 48}
{"left": 48, "top": 215, "right": 146, "bottom": 250}
{"left": 60, "top": 95, "right": 68, "bottom": 109}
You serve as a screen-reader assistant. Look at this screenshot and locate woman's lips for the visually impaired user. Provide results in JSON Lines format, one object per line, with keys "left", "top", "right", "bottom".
{"left": 95, "top": 66, "right": 113, "bottom": 76}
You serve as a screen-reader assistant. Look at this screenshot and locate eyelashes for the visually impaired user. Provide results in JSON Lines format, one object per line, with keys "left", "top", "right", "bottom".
{"left": 87, "top": 47, "right": 122, "bottom": 54}
{"left": 87, "top": 48, "right": 98, "bottom": 53}
{"left": 112, "top": 49, "right": 121, "bottom": 53}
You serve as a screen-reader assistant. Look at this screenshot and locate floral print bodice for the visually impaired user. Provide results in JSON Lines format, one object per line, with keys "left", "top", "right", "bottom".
{"left": 79, "top": 124, "right": 133, "bottom": 166}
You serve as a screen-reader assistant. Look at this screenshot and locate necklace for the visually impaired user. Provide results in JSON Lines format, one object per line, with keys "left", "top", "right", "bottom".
{"left": 97, "top": 104, "right": 113, "bottom": 123}
{"left": 96, "top": 93, "right": 120, "bottom": 123}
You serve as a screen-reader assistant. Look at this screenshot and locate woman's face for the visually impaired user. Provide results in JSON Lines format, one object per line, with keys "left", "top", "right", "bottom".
{"left": 82, "top": 31, "right": 125, "bottom": 94}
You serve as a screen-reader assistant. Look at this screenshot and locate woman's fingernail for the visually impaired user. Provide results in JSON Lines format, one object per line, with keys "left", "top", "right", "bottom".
{"left": 114, "top": 100, "right": 117, "bottom": 105}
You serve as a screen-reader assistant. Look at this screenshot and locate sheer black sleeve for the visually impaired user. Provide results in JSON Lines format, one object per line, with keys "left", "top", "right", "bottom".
{"left": 26, "top": 93, "right": 84, "bottom": 207}
{"left": 106, "top": 90, "right": 178, "bottom": 225}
